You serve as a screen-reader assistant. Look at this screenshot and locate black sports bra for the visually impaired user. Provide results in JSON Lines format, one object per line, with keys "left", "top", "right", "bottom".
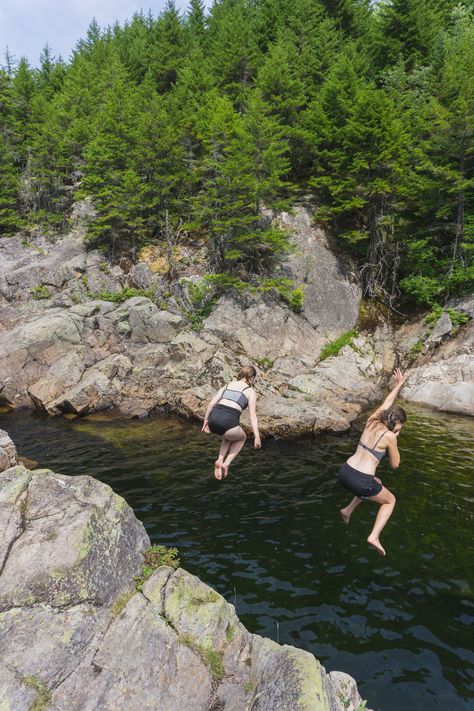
{"left": 358, "top": 430, "right": 389, "bottom": 461}
{"left": 219, "top": 385, "right": 250, "bottom": 410}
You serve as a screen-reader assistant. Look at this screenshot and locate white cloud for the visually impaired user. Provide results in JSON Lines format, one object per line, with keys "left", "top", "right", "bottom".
{"left": 0, "top": 0, "right": 194, "bottom": 67}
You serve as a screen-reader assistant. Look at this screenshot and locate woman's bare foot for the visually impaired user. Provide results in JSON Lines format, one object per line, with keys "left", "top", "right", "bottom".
{"left": 214, "top": 460, "right": 222, "bottom": 480}
{"left": 367, "top": 535, "right": 386, "bottom": 556}
{"left": 221, "top": 462, "right": 229, "bottom": 478}
{"left": 340, "top": 509, "right": 351, "bottom": 525}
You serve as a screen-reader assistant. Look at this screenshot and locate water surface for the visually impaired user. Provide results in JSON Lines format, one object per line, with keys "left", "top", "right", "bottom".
{"left": 1, "top": 406, "right": 473, "bottom": 711}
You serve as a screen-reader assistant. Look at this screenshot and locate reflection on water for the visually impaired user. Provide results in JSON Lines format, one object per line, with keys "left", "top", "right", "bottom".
{"left": 1, "top": 405, "right": 473, "bottom": 711}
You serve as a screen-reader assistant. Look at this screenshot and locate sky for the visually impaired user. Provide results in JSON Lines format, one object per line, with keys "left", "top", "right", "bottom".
{"left": 0, "top": 0, "right": 194, "bottom": 68}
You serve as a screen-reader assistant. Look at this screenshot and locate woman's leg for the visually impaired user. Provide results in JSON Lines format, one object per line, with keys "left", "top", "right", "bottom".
{"left": 340, "top": 496, "right": 364, "bottom": 525}
{"left": 367, "top": 486, "right": 396, "bottom": 556}
{"left": 221, "top": 426, "right": 246, "bottom": 477}
{"left": 214, "top": 438, "right": 232, "bottom": 480}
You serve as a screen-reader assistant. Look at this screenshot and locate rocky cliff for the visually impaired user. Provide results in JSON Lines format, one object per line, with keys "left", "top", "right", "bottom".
{"left": 0, "top": 206, "right": 472, "bottom": 433}
{"left": 0, "top": 430, "right": 369, "bottom": 711}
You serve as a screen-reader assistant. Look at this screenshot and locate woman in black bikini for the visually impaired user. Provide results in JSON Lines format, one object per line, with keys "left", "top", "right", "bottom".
{"left": 339, "top": 368, "right": 407, "bottom": 556}
{"left": 202, "top": 366, "right": 261, "bottom": 480}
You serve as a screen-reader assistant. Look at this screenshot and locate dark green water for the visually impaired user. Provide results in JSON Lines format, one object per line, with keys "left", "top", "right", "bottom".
{"left": 1, "top": 406, "right": 473, "bottom": 711}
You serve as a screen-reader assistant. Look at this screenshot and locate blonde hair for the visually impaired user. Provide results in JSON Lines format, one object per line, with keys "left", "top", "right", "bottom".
{"left": 237, "top": 365, "right": 257, "bottom": 385}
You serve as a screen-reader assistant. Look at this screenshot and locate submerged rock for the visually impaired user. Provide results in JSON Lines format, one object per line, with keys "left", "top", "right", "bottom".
{"left": 0, "top": 457, "right": 371, "bottom": 710}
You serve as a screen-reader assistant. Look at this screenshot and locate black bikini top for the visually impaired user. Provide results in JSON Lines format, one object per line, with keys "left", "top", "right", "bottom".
{"left": 219, "top": 385, "right": 251, "bottom": 410}
{"left": 358, "top": 430, "right": 389, "bottom": 461}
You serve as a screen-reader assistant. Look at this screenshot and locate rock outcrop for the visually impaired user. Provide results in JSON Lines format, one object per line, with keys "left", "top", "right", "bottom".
{"left": 0, "top": 445, "right": 370, "bottom": 711}
{"left": 396, "top": 296, "right": 474, "bottom": 416}
{"left": 0, "top": 207, "right": 472, "bottom": 430}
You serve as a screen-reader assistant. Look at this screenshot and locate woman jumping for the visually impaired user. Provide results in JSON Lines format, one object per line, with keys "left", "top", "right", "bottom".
{"left": 339, "top": 368, "right": 407, "bottom": 556}
{"left": 202, "top": 365, "right": 261, "bottom": 480}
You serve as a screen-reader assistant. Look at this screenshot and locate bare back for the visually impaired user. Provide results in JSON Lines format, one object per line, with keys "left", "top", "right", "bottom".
{"left": 347, "top": 422, "right": 390, "bottom": 475}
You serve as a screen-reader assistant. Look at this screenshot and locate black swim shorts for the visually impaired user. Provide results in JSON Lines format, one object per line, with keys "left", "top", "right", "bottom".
{"left": 208, "top": 404, "right": 241, "bottom": 436}
{"left": 339, "top": 462, "right": 383, "bottom": 499}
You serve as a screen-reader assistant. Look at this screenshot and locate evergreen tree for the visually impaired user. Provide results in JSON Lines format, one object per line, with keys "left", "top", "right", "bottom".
{"left": 309, "top": 67, "right": 412, "bottom": 301}
{"left": 207, "top": 0, "right": 261, "bottom": 104}
{"left": 148, "top": 1, "right": 185, "bottom": 92}
{"left": 191, "top": 90, "right": 291, "bottom": 273}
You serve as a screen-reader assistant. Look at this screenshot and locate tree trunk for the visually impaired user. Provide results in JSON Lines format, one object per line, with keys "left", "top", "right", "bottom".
{"left": 450, "top": 131, "right": 465, "bottom": 275}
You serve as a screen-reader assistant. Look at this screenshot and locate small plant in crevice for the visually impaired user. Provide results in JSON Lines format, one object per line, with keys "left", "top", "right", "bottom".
{"left": 92, "top": 287, "right": 155, "bottom": 303}
{"left": 133, "top": 545, "right": 180, "bottom": 591}
{"left": 319, "top": 329, "right": 358, "bottom": 361}
{"left": 287, "top": 287, "right": 304, "bottom": 312}
{"left": 425, "top": 304, "right": 470, "bottom": 330}
{"left": 24, "top": 675, "right": 51, "bottom": 711}
{"left": 110, "top": 590, "right": 134, "bottom": 618}
{"left": 31, "top": 284, "right": 52, "bottom": 300}
{"left": 256, "top": 357, "right": 274, "bottom": 371}
{"left": 179, "top": 634, "right": 225, "bottom": 680}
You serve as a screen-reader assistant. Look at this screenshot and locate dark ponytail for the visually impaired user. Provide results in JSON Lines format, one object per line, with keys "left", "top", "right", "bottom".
{"left": 373, "top": 406, "right": 407, "bottom": 431}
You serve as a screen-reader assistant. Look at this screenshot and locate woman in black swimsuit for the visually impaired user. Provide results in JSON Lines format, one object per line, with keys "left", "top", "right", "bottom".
{"left": 339, "top": 368, "right": 407, "bottom": 556}
{"left": 202, "top": 366, "right": 261, "bottom": 480}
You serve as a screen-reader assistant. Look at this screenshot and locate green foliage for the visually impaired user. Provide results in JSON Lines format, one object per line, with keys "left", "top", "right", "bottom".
{"left": 287, "top": 287, "right": 304, "bottom": 312}
{"left": 31, "top": 284, "right": 52, "bottom": 300}
{"left": 425, "top": 305, "right": 470, "bottom": 328}
{"left": 111, "top": 590, "right": 134, "bottom": 617}
{"left": 143, "top": 544, "right": 180, "bottom": 570}
{"left": 1, "top": 0, "right": 473, "bottom": 307}
{"left": 134, "top": 544, "right": 180, "bottom": 590}
{"left": 255, "top": 357, "right": 274, "bottom": 371}
{"left": 24, "top": 676, "right": 51, "bottom": 711}
{"left": 185, "top": 279, "right": 214, "bottom": 304}
{"left": 179, "top": 634, "right": 225, "bottom": 680}
{"left": 411, "top": 339, "right": 423, "bottom": 356}
{"left": 92, "top": 287, "right": 155, "bottom": 303}
{"left": 319, "top": 329, "right": 358, "bottom": 361}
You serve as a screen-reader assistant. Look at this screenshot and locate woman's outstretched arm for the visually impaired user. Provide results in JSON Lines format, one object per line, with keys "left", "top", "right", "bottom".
{"left": 369, "top": 368, "right": 407, "bottom": 420}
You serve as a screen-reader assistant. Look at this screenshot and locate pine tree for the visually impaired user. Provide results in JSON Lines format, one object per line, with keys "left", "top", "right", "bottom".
{"left": 148, "top": 1, "right": 185, "bottom": 92}
{"left": 207, "top": 0, "right": 261, "bottom": 104}
{"left": 191, "top": 90, "right": 291, "bottom": 273}
{"left": 309, "top": 63, "right": 412, "bottom": 301}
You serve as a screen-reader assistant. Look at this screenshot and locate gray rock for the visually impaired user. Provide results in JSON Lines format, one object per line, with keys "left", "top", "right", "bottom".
{"left": 129, "top": 262, "right": 154, "bottom": 290}
{"left": 449, "top": 294, "right": 474, "bottom": 318}
{"left": 71, "top": 197, "right": 96, "bottom": 226}
{"left": 279, "top": 207, "right": 361, "bottom": 334}
{"left": 426, "top": 311, "right": 453, "bottom": 348}
{"left": 0, "top": 429, "right": 18, "bottom": 472}
{"left": 0, "top": 458, "right": 370, "bottom": 711}
{"left": 329, "top": 670, "right": 373, "bottom": 711}
{"left": 0, "top": 466, "right": 148, "bottom": 611}
{"left": 403, "top": 319, "right": 474, "bottom": 415}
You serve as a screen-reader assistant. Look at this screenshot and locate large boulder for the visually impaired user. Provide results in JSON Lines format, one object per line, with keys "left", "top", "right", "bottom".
{"left": 402, "top": 319, "right": 474, "bottom": 415}
{"left": 0, "top": 460, "right": 372, "bottom": 711}
{"left": 279, "top": 207, "right": 361, "bottom": 334}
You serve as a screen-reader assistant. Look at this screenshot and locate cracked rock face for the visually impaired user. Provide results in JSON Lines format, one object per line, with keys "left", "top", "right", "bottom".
{"left": 0, "top": 214, "right": 384, "bottom": 436}
{"left": 1, "top": 211, "right": 471, "bottom": 430}
{"left": 0, "top": 462, "right": 370, "bottom": 711}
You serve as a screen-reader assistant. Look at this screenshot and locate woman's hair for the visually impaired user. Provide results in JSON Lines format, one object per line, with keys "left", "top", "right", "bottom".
{"left": 238, "top": 365, "right": 257, "bottom": 384}
{"left": 369, "top": 406, "right": 407, "bottom": 431}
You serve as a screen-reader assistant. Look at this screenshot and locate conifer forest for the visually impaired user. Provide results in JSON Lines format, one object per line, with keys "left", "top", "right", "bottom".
{"left": 1, "top": 0, "right": 473, "bottom": 311}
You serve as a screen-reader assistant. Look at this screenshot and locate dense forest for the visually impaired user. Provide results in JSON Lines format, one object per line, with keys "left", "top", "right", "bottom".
{"left": 0, "top": 0, "right": 473, "bottom": 310}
